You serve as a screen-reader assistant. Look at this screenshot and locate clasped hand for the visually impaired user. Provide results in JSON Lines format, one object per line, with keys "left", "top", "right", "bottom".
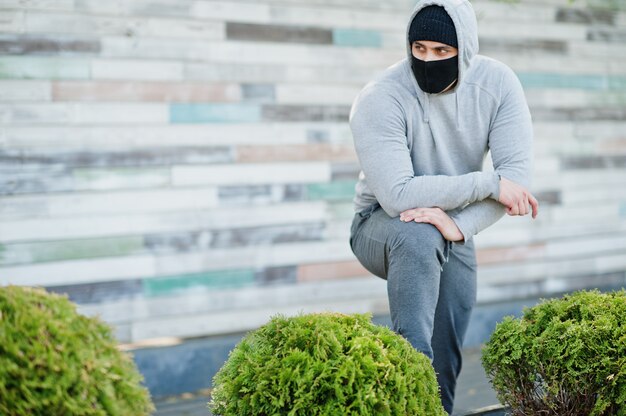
{"left": 497, "top": 176, "right": 539, "bottom": 219}
{"left": 400, "top": 207, "right": 464, "bottom": 242}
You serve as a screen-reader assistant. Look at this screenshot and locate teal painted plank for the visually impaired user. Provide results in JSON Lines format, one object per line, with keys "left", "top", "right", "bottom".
{"left": 333, "top": 29, "right": 383, "bottom": 48}
{"left": 589, "top": 91, "right": 626, "bottom": 107}
{"left": 518, "top": 72, "right": 606, "bottom": 90}
{"left": 587, "top": 0, "right": 626, "bottom": 10}
{"left": 619, "top": 202, "right": 626, "bottom": 218}
{"left": 0, "top": 236, "right": 144, "bottom": 266}
{"left": 143, "top": 269, "right": 255, "bottom": 297}
{"left": 0, "top": 57, "right": 90, "bottom": 79}
{"left": 517, "top": 72, "right": 626, "bottom": 90}
{"left": 609, "top": 76, "right": 626, "bottom": 90}
{"left": 307, "top": 180, "right": 357, "bottom": 201}
{"left": 328, "top": 201, "right": 357, "bottom": 220}
{"left": 170, "top": 103, "right": 261, "bottom": 123}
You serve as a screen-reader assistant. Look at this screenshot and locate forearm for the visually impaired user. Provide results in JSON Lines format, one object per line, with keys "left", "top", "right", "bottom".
{"left": 368, "top": 170, "right": 500, "bottom": 218}
{"left": 449, "top": 199, "right": 506, "bottom": 244}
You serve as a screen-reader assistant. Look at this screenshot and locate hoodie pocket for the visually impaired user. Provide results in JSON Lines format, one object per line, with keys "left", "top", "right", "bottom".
{"left": 349, "top": 202, "right": 381, "bottom": 249}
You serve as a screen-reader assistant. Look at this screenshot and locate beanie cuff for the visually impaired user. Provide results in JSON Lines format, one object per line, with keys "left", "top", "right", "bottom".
{"left": 410, "top": 19, "right": 457, "bottom": 48}
{"left": 408, "top": 5, "right": 458, "bottom": 49}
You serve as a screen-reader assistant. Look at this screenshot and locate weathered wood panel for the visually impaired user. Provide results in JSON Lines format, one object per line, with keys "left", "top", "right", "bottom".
{"left": 0, "top": 0, "right": 624, "bottom": 345}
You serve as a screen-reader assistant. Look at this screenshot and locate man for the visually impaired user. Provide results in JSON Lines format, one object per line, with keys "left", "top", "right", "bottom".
{"left": 348, "top": 0, "right": 538, "bottom": 413}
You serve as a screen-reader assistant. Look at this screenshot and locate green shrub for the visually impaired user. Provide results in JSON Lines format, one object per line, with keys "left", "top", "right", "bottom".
{"left": 482, "top": 290, "right": 626, "bottom": 415}
{"left": 209, "top": 312, "right": 446, "bottom": 416}
{"left": 0, "top": 285, "right": 154, "bottom": 415}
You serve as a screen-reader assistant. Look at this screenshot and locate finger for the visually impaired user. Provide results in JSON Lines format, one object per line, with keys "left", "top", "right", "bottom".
{"left": 416, "top": 216, "right": 447, "bottom": 238}
{"left": 529, "top": 194, "right": 539, "bottom": 219}
{"left": 400, "top": 211, "right": 415, "bottom": 221}
{"left": 502, "top": 198, "right": 516, "bottom": 211}
{"left": 410, "top": 212, "right": 425, "bottom": 221}
{"left": 508, "top": 204, "right": 520, "bottom": 216}
{"left": 406, "top": 210, "right": 429, "bottom": 222}
{"left": 414, "top": 215, "right": 432, "bottom": 224}
{"left": 518, "top": 198, "right": 528, "bottom": 216}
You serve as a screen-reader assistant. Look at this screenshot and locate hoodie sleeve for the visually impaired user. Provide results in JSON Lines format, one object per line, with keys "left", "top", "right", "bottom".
{"left": 450, "top": 66, "right": 533, "bottom": 243}
{"left": 350, "top": 84, "right": 500, "bottom": 219}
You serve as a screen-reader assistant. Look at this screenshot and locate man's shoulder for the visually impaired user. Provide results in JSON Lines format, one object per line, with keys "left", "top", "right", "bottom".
{"left": 471, "top": 54, "right": 514, "bottom": 74}
{"left": 466, "top": 55, "right": 521, "bottom": 94}
{"left": 349, "top": 60, "right": 415, "bottom": 124}
{"left": 355, "top": 59, "right": 414, "bottom": 104}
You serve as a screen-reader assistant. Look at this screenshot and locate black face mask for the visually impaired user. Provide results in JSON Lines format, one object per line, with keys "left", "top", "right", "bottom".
{"left": 411, "top": 55, "right": 458, "bottom": 94}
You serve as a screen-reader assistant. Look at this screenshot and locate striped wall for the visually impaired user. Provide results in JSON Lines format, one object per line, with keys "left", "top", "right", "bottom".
{"left": 1, "top": 0, "right": 625, "bottom": 344}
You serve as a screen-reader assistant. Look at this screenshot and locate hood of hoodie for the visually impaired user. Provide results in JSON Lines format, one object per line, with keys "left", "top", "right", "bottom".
{"left": 405, "top": 0, "right": 479, "bottom": 91}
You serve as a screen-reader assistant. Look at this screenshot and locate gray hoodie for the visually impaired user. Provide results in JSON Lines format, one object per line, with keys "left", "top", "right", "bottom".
{"left": 350, "top": 0, "right": 533, "bottom": 243}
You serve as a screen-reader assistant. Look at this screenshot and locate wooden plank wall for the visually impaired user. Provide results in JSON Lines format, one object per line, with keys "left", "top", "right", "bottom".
{"left": 1, "top": 0, "right": 625, "bottom": 343}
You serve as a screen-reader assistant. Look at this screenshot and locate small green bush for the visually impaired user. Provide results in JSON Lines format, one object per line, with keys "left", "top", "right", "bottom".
{"left": 209, "top": 312, "right": 446, "bottom": 416}
{"left": 482, "top": 290, "right": 626, "bottom": 415}
{"left": 0, "top": 285, "right": 154, "bottom": 415}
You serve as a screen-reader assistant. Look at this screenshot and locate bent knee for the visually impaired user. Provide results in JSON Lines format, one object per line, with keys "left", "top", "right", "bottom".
{"left": 387, "top": 220, "right": 445, "bottom": 252}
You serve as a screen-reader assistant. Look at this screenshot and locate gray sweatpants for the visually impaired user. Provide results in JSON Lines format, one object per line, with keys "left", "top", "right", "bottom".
{"left": 349, "top": 202, "right": 477, "bottom": 415}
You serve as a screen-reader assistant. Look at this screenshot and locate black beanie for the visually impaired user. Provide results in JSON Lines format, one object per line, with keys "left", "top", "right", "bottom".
{"left": 409, "top": 5, "right": 458, "bottom": 48}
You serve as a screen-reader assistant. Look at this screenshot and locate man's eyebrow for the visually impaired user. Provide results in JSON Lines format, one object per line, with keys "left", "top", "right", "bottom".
{"left": 413, "top": 42, "right": 452, "bottom": 50}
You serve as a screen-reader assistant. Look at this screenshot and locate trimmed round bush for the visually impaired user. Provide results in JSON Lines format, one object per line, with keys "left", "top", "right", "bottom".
{"left": 482, "top": 290, "right": 626, "bottom": 415}
{"left": 209, "top": 312, "right": 446, "bottom": 416}
{"left": 0, "top": 285, "right": 154, "bottom": 415}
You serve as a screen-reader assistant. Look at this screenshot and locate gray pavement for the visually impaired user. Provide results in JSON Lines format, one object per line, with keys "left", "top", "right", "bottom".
{"left": 453, "top": 347, "right": 500, "bottom": 414}
{"left": 152, "top": 346, "right": 501, "bottom": 416}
